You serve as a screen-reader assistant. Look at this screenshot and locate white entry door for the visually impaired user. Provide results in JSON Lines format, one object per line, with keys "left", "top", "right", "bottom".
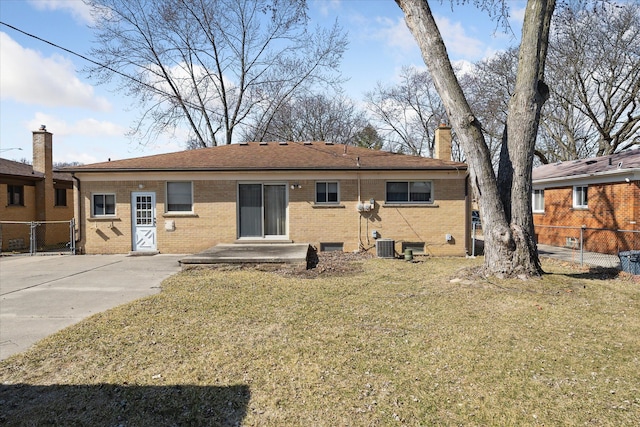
{"left": 131, "top": 192, "right": 157, "bottom": 251}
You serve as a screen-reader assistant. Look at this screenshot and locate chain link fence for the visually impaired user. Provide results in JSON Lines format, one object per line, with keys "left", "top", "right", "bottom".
{"left": 0, "top": 220, "right": 75, "bottom": 255}
{"left": 535, "top": 225, "right": 640, "bottom": 272}
{"left": 471, "top": 224, "right": 639, "bottom": 274}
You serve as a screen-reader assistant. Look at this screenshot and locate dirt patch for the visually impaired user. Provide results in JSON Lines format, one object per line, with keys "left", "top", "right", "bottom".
{"left": 183, "top": 250, "right": 376, "bottom": 278}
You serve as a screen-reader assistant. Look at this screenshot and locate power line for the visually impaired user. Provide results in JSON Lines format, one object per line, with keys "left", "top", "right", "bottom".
{"left": 0, "top": 20, "right": 209, "bottom": 116}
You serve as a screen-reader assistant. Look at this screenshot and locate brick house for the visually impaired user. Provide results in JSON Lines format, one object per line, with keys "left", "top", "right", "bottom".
{"left": 532, "top": 148, "right": 640, "bottom": 254}
{"left": 0, "top": 127, "right": 74, "bottom": 252}
{"left": 67, "top": 126, "right": 472, "bottom": 256}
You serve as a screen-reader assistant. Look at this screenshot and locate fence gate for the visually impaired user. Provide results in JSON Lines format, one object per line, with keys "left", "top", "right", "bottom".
{"left": 0, "top": 219, "right": 75, "bottom": 255}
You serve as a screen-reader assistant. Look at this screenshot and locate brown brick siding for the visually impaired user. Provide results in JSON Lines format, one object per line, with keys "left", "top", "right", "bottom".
{"left": 534, "top": 181, "right": 639, "bottom": 253}
{"left": 78, "top": 176, "right": 468, "bottom": 256}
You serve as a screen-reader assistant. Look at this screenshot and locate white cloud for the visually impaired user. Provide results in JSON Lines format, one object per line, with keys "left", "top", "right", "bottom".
{"left": 27, "top": 0, "right": 94, "bottom": 24}
{"left": 364, "top": 13, "right": 485, "bottom": 63}
{"left": 434, "top": 16, "right": 485, "bottom": 60}
{"left": 313, "top": 0, "right": 341, "bottom": 17}
{"left": 509, "top": 6, "right": 526, "bottom": 27}
{"left": 374, "top": 16, "right": 418, "bottom": 56}
{"left": 0, "top": 33, "right": 111, "bottom": 111}
{"left": 27, "top": 113, "right": 125, "bottom": 137}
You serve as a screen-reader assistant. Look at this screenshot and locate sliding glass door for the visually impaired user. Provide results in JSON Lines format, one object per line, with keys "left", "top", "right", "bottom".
{"left": 238, "top": 183, "right": 287, "bottom": 238}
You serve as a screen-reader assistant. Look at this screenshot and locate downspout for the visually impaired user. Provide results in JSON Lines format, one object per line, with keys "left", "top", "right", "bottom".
{"left": 71, "top": 173, "right": 82, "bottom": 253}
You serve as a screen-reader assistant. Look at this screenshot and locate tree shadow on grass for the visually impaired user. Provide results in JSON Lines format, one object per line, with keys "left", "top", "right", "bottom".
{"left": 0, "top": 383, "right": 250, "bottom": 426}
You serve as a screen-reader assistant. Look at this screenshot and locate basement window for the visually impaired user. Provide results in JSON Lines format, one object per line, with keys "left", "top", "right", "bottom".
{"left": 320, "top": 242, "right": 344, "bottom": 252}
{"left": 402, "top": 242, "right": 425, "bottom": 255}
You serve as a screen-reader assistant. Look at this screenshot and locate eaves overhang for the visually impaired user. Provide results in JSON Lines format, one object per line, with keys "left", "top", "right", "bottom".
{"left": 532, "top": 168, "right": 640, "bottom": 188}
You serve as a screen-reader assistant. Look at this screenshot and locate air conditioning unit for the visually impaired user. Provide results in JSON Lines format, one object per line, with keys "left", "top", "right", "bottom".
{"left": 376, "top": 239, "right": 395, "bottom": 258}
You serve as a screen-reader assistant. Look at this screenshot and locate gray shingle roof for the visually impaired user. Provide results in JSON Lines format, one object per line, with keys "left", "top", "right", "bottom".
{"left": 532, "top": 148, "right": 640, "bottom": 182}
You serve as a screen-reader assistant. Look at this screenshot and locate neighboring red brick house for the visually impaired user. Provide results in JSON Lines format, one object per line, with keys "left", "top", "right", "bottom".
{"left": 67, "top": 126, "right": 472, "bottom": 257}
{"left": 532, "top": 149, "right": 640, "bottom": 254}
{"left": 0, "top": 127, "right": 74, "bottom": 252}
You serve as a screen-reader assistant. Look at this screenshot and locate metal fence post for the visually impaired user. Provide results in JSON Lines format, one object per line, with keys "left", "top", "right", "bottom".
{"left": 580, "top": 225, "right": 585, "bottom": 267}
{"left": 471, "top": 222, "right": 476, "bottom": 257}
{"left": 29, "top": 222, "right": 37, "bottom": 256}
{"left": 70, "top": 218, "right": 76, "bottom": 255}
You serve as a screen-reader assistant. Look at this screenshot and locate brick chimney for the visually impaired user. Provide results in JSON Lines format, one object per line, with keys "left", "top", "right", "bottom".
{"left": 434, "top": 124, "right": 452, "bottom": 161}
{"left": 33, "top": 125, "right": 53, "bottom": 221}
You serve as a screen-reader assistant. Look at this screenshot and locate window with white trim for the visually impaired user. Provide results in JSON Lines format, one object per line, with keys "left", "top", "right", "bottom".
{"left": 386, "top": 181, "right": 432, "bottom": 203}
{"left": 315, "top": 182, "right": 339, "bottom": 204}
{"left": 92, "top": 193, "right": 115, "bottom": 216}
{"left": 573, "top": 185, "right": 588, "bottom": 209}
{"left": 166, "top": 182, "right": 193, "bottom": 212}
{"left": 532, "top": 189, "right": 544, "bottom": 213}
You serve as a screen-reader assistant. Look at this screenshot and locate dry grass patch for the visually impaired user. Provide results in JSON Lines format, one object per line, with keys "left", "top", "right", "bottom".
{"left": 1, "top": 255, "right": 639, "bottom": 426}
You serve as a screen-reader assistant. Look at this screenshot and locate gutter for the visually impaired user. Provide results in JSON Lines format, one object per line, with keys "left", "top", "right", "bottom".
{"left": 71, "top": 173, "right": 82, "bottom": 251}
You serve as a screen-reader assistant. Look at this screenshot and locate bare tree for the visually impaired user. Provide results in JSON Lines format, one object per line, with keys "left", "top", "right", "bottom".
{"left": 240, "top": 92, "right": 368, "bottom": 144}
{"left": 396, "top": 0, "right": 556, "bottom": 277}
{"left": 85, "top": 0, "right": 347, "bottom": 147}
{"left": 460, "top": 48, "right": 517, "bottom": 167}
{"left": 549, "top": 0, "right": 640, "bottom": 155}
{"left": 365, "top": 66, "right": 446, "bottom": 156}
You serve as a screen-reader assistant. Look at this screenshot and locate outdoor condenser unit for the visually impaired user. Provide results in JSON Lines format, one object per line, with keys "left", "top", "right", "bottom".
{"left": 376, "top": 239, "right": 395, "bottom": 258}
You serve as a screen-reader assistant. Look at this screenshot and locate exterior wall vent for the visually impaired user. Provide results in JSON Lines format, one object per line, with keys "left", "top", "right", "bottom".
{"left": 376, "top": 239, "right": 395, "bottom": 258}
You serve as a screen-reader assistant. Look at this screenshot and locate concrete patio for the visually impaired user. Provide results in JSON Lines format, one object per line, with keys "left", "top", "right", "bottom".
{"left": 179, "top": 243, "right": 312, "bottom": 268}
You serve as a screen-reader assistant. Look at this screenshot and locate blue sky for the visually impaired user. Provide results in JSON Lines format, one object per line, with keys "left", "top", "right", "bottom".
{"left": 0, "top": 0, "right": 524, "bottom": 165}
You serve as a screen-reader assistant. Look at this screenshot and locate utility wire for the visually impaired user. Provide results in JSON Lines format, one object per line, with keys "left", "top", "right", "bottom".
{"left": 0, "top": 20, "right": 204, "bottom": 113}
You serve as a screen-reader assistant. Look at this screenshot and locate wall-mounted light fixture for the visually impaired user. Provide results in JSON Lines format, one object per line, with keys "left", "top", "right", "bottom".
{"left": 290, "top": 183, "right": 302, "bottom": 189}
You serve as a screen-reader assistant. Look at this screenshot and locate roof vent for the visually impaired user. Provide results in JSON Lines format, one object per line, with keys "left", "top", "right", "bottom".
{"left": 239, "top": 141, "right": 248, "bottom": 146}
{"left": 325, "top": 142, "right": 334, "bottom": 145}
{"left": 259, "top": 141, "right": 268, "bottom": 146}
{"left": 303, "top": 141, "right": 312, "bottom": 145}
{"left": 586, "top": 160, "right": 597, "bottom": 165}
{"left": 279, "top": 141, "right": 288, "bottom": 145}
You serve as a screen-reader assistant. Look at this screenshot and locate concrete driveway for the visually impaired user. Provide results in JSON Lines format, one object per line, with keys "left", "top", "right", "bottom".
{"left": 0, "top": 254, "right": 183, "bottom": 361}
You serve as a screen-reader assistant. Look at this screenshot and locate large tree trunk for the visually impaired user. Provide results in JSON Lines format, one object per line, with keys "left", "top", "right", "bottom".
{"left": 396, "top": 0, "right": 555, "bottom": 277}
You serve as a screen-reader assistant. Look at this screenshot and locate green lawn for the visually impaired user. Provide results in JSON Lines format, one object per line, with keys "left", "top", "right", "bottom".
{"left": 1, "top": 256, "right": 639, "bottom": 426}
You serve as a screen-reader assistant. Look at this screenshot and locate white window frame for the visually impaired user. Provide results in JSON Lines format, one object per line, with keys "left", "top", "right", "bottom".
{"left": 92, "top": 193, "right": 116, "bottom": 217}
{"left": 166, "top": 181, "right": 194, "bottom": 213}
{"left": 532, "top": 189, "right": 545, "bottom": 213}
{"left": 315, "top": 181, "right": 340, "bottom": 204}
{"left": 573, "top": 185, "right": 588, "bottom": 209}
{"left": 386, "top": 181, "right": 433, "bottom": 204}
